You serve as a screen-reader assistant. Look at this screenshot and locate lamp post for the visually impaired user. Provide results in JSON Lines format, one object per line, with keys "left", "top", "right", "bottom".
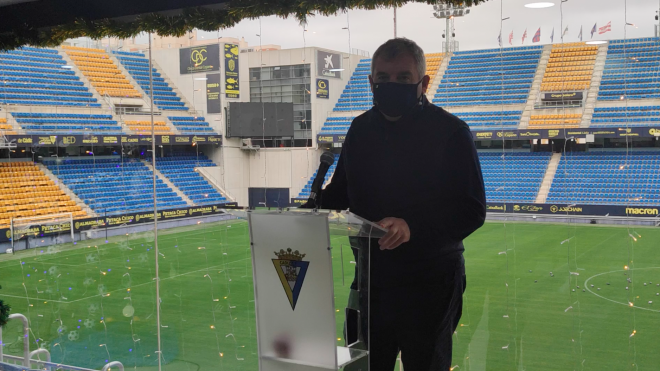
{"left": 432, "top": 2, "right": 471, "bottom": 54}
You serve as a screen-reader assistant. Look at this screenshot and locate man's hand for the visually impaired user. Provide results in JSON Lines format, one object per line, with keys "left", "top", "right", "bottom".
{"left": 377, "top": 217, "right": 410, "bottom": 250}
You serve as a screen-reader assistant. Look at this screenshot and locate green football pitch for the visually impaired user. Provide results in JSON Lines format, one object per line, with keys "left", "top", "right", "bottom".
{"left": 1, "top": 219, "right": 659, "bottom": 371}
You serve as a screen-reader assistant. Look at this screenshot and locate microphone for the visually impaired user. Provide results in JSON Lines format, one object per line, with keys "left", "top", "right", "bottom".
{"left": 307, "top": 151, "right": 335, "bottom": 208}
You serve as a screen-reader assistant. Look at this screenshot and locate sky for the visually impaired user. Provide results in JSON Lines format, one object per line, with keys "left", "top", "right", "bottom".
{"left": 191, "top": 0, "right": 660, "bottom": 55}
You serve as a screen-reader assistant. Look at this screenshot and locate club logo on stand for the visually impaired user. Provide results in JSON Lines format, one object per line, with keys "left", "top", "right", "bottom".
{"left": 272, "top": 248, "right": 310, "bottom": 310}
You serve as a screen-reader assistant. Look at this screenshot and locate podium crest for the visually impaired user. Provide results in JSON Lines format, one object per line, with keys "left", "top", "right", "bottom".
{"left": 272, "top": 248, "right": 310, "bottom": 310}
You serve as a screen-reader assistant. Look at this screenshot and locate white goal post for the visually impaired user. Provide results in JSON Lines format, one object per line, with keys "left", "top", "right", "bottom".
{"left": 9, "top": 212, "right": 74, "bottom": 250}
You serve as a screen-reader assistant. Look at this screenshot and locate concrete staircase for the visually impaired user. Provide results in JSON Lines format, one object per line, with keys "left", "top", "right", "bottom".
{"left": 36, "top": 163, "right": 98, "bottom": 217}
{"left": 58, "top": 48, "right": 109, "bottom": 110}
{"left": 426, "top": 54, "right": 451, "bottom": 102}
{"left": 140, "top": 160, "right": 194, "bottom": 206}
{"left": 520, "top": 46, "right": 552, "bottom": 129}
{"left": 535, "top": 152, "right": 562, "bottom": 203}
{"left": 581, "top": 44, "right": 609, "bottom": 127}
{"left": 195, "top": 166, "right": 236, "bottom": 203}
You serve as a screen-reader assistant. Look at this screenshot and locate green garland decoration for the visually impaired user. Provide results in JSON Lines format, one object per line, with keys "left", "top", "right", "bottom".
{"left": 0, "top": 0, "right": 487, "bottom": 50}
{"left": 0, "top": 286, "right": 10, "bottom": 327}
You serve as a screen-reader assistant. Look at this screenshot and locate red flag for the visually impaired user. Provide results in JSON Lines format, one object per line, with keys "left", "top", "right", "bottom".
{"left": 599, "top": 21, "right": 611, "bottom": 34}
{"left": 522, "top": 28, "right": 528, "bottom": 43}
{"left": 532, "top": 28, "right": 541, "bottom": 43}
{"left": 509, "top": 30, "right": 513, "bottom": 45}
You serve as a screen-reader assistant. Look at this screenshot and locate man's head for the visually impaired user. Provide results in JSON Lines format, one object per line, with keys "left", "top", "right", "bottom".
{"left": 369, "top": 38, "right": 430, "bottom": 120}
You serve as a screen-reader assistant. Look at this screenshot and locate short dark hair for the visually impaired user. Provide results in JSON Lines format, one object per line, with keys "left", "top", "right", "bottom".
{"left": 371, "top": 38, "right": 426, "bottom": 80}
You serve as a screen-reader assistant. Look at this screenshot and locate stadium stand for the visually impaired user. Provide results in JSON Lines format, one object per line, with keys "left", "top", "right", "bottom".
{"left": 149, "top": 154, "right": 228, "bottom": 206}
{"left": 451, "top": 111, "right": 522, "bottom": 130}
{"left": 111, "top": 50, "right": 189, "bottom": 111}
{"left": 0, "top": 162, "right": 86, "bottom": 228}
{"left": 479, "top": 152, "right": 551, "bottom": 203}
{"left": 319, "top": 116, "right": 354, "bottom": 135}
{"left": 334, "top": 59, "right": 372, "bottom": 112}
{"left": 598, "top": 37, "right": 660, "bottom": 101}
{"left": 297, "top": 154, "right": 340, "bottom": 199}
{"left": 62, "top": 45, "right": 141, "bottom": 98}
{"left": 590, "top": 106, "right": 660, "bottom": 127}
{"left": 528, "top": 113, "right": 581, "bottom": 128}
{"left": 0, "top": 47, "right": 101, "bottom": 107}
{"left": 433, "top": 46, "right": 543, "bottom": 107}
{"left": 44, "top": 157, "right": 187, "bottom": 215}
{"left": 167, "top": 116, "right": 217, "bottom": 134}
{"left": 124, "top": 120, "right": 172, "bottom": 133}
{"left": 547, "top": 151, "right": 660, "bottom": 205}
{"left": 11, "top": 112, "right": 122, "bottom": 135}
{"left": 0, "top": 117, "right": 17, "bottom": 135}
{"left": 541, "top": 43, "right": 598, "bottom": 92}
{"left": 425, "top": 53, "right": 444, "bottom": 83}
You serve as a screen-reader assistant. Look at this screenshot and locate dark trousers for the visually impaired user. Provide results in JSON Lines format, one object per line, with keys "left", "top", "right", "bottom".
{"left": 348, "top": 256, "right": 466, "bottom": 371}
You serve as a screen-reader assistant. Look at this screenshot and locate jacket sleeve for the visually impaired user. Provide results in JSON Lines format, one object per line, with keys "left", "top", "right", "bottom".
{"left": 318, "top": 145, "right": 350, "bottom": 211}
{"left": 400, "top": 126, "right": 486, "bottom": 244}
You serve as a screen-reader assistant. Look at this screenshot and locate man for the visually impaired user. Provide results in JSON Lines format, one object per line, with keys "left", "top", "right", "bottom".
{"left": 318, "top": 38, "right": 486, "bottom": 370}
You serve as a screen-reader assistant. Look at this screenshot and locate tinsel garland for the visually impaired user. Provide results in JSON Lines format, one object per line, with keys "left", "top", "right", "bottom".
{"left": 0, "top": 0, "right": 487, "bottom": 50}
{"left": 0, "top": 286, "right": 10, "bottom": 327}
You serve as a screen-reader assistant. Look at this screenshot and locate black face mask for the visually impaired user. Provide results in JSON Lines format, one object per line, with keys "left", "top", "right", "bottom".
{"left": 372, "top": 79, "right": 423, "bottom": 119}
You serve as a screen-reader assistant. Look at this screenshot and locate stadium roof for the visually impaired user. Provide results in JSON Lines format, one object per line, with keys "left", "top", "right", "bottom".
{"left": 0, "top": 0, "right": 487, "bottom": 50}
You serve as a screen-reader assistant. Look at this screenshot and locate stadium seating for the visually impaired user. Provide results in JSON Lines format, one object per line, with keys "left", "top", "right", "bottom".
{"left": 167, "top": 116, "right": 217, "bottom": 134}
{"left": 11, "top": 112, "right": 122, "bottom": 135}
{"left": 541, "top": 43, "right": 597, "bottom": 92}
{"left": 528, "top": 113, "right": 581, "bottom": 128}
{"left": 451, "top": 111, "right": 522, "bottom": 130}
{"left": 479, "top": 152, "right": 551, "bottom": 202}
{"left": 598, "top": 37, "right": 660, "bottom": 101}
{"left": 297, "top": 154, "right": 340, "bottom": 199}
{"left": 591, "top": 106, "right": 660, "bottom": 127}
{"left": 0, "top": 117, "right": 17, "bottom": 135}
{"left": 43, "top": 157, "right": 187, "bottom": 215}
{"left": 334, "top": 59, "right": 373, "bottom": 112}
{"left": 124, "top": 120, "right": 172, "bottom": 134}
{"left": 0, "top": 162, "right": 86, "bottom": 228}
{"left": 62, "top": 46, "right": 141, "bottom": 98}
{"left": 111, "top": 50, "right": 189, "bottom": 111}
{"left": 433, "top": 46, "right": 543, "bottom": 107}
{"left": 149, "top": 154, "right": 228, "bottom": 205}
{"left": 547, "top": 151, "right": 660, "bottom": 205}
{"left": 0, "top": 47, "right": 101, "bottom": 107}
{"left": 426, "top": 53, "right": 444, "bottom": 83}
{"left": 319, "top": 116, "right": 354, "bottom": 135}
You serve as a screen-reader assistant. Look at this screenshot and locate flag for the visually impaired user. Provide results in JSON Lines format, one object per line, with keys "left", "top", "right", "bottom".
{"left": 578, "top": 25, "right": 583, "bottom": 41}
{"left": 562, "top": 26, "right": 569, "bottom": 38}
{"left": 550, "top": 27, "right": 555, "bottom": 43}
{"left": 509, "top": 30, "right": 513, "bottom": 45}
{"left": 498, "top": 32, "right": 502, "bottom": 47}
{"left": 599, "top": 21, "right": 612, "bottom": 34}
{"left": 533, "top": 28, "right": 541, "bottom": 43}
{"left": 522, "top": 28, "right": 528, "bottom": 44}
{"left": 591, "top": 23, "right": 597, "bottom": 38}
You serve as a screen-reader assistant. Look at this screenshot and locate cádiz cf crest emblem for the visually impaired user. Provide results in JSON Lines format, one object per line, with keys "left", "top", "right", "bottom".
{"left": 272, "top": 248, "right": 309, "bottom": 310}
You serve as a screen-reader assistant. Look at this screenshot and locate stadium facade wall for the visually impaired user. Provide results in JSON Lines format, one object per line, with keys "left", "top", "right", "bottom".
{"left": 205, "top": 146, "right": 325, "bottom": 207}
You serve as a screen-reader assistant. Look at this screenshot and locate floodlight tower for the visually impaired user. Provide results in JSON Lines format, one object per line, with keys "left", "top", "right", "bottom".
{"left": 433, "top": 2, "right": 471, "bottom": 54}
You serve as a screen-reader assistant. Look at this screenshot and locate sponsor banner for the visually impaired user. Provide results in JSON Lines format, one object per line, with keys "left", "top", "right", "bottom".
{"left": 290, "top": 198, "right": 307, "bottom": 207}
{"left": 206, "top": 73, "right": 222, "bottom": 114}
{"left": 542, "top": 91, "right": 584, "bottom": 101}
{"left": 179, "top": 44, "right": 220, "bottom": 74}
{"left": 486, "top": 202, "right": 660, "bottom": 217}
{"left": 224, "top": 43, "right": 240, "bottom": 98}
{"left": 1, "top": 202, "right": 239, "bottom": 243}
{"left": 317, "top": 50, "right": 342, "bottom": 79}
{"left": 316, "top": 79, "right": 329, "bottom": 99}
{"left": 5, "top": 135, "right": 222, "bottom": 147}
{"left": 318, "top": 127, "right": 660, "bottom": 144}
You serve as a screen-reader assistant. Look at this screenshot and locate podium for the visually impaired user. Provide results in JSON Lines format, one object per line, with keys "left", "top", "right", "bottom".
{"left": 233, "top": 209, "right": 386, "bottom": 371}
